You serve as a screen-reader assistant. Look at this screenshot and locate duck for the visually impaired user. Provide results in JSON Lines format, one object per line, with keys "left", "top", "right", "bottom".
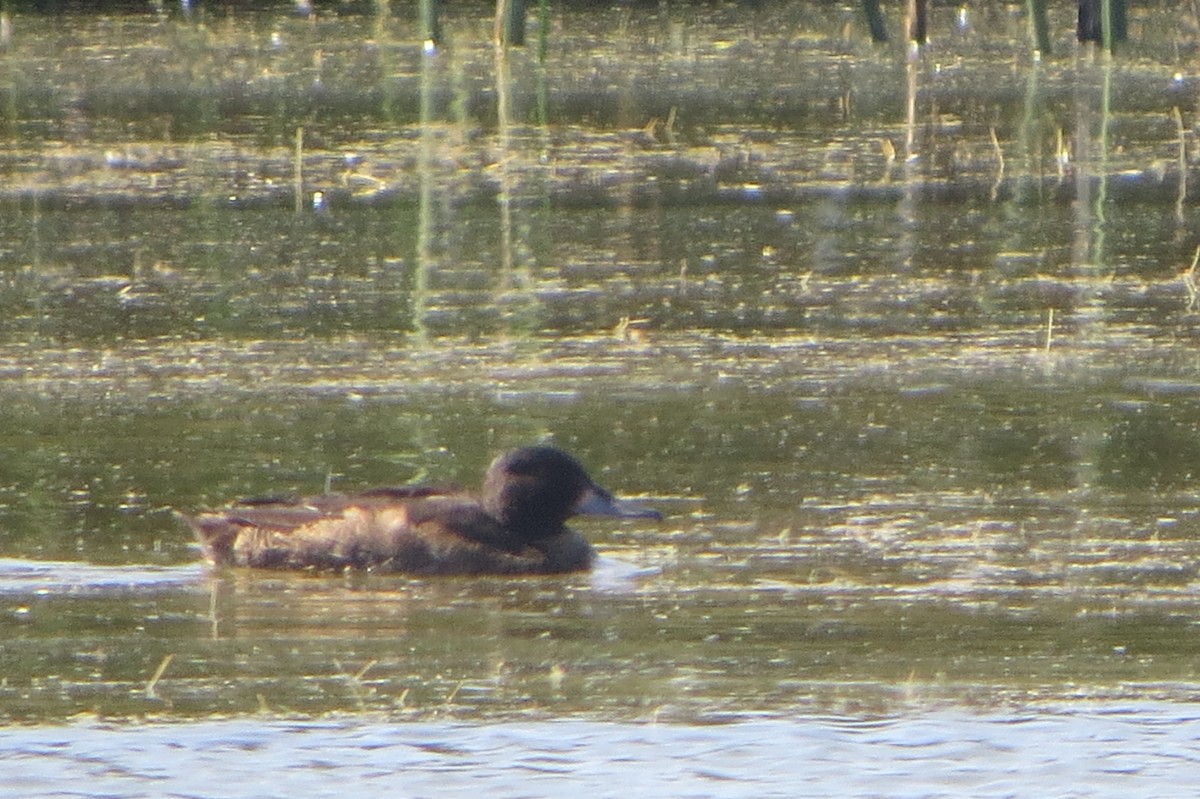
{"left": 179, "top": 445, "right": 662, "bottom": 575}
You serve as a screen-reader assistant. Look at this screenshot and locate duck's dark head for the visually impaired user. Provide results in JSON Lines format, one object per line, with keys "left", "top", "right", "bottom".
{"left": 482, "top": 446, "right": 661, "bottom": 541}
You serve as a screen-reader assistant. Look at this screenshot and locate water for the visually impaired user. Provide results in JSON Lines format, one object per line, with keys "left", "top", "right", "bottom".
{"left": 3, "top": 707, "right": 1198, "bottom": 798}
{"left": 4, "top": 0, "right": 1200, "bottom": 793}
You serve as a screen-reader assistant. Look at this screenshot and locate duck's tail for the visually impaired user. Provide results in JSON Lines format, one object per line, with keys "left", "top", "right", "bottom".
{"left": 173, "top": 510, "right": 239, "bottom": 566}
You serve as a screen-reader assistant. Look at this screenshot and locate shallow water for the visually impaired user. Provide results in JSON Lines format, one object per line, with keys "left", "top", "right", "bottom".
{"left": 4, "top": 705, "right": 1198, "bottom": 798}
{"left": 4, "top": 0, "right": 1200, "bottom": 793}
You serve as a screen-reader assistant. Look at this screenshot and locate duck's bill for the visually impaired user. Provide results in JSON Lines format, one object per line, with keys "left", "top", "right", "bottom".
{"left": 575, "top": 486, "right": 663, "bottom": 520}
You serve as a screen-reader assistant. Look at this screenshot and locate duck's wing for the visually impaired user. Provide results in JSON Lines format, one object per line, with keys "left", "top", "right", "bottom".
{"left": 353, "top": 484, "right": 461, "bottom": 501}
{"left": 182, "top": 497, "right": 414, "bottom": 570}
{"left": 181, "top": 488, "right": 547, "bottom": 573}
{"left": 230, "top": 483, "right": 460, "bottom": 513}
{"left": 191, "top": 484, "right": 464, "bottom": 534}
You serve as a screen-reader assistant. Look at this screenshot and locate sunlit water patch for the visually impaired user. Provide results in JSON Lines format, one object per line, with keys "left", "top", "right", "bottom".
{"left": 0, "top": 559, "right": 204, "bottom": 595}
{"left": 3, "top": 704, "right": 1198, "bottom": 798}
{"left": 3, "top": 0, "right": 1200, "bottom": 746}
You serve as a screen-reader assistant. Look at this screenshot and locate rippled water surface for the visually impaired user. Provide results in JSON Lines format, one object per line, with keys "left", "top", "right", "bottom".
{"left": 4, "top": 705, "right": 1198, "bottom": 798}
{"left": 4, "top": 0, "right": 1200, "bottom": 794}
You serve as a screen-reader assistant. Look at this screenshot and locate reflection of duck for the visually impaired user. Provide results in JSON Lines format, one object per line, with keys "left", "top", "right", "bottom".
{"left": 180, "top": 446, "right": 661, "bottom": 575}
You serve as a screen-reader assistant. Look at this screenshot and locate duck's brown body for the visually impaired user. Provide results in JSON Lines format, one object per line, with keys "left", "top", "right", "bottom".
{"left": 179, "top": 446, "right": 660, "bottom": 575}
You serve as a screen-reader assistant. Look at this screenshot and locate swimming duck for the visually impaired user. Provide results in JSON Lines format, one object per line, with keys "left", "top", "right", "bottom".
{"left": 180, "top": 445, "right": 661, "bottom": 575}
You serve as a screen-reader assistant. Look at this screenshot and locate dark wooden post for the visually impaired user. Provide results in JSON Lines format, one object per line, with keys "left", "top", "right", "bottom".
{"left": 1027, "top": 0, "right": 1051, "bottom": 54}
{"left": 507, "top": 0, "right": 527, "bottom": 47}
{"left": 421, "top": 0, "right": 442, "bottom": 46}
{"left": 908, "top": 0, "right": 927, "bottom": 44}
{"left": 862, "top": 0, "right": 887, "bottom": 42}
{"left": 1078, "top": 0, "right": 1127, "bottom": 48}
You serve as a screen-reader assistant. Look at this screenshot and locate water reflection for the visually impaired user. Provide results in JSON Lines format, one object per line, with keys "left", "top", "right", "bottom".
{"left": 2, "top": 4, "right": 1198, "bottom": 341}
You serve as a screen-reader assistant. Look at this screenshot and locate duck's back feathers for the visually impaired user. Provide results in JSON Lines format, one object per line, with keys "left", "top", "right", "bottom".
{"left": 183, "top": 494, "right": 590, "bottom": 575}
